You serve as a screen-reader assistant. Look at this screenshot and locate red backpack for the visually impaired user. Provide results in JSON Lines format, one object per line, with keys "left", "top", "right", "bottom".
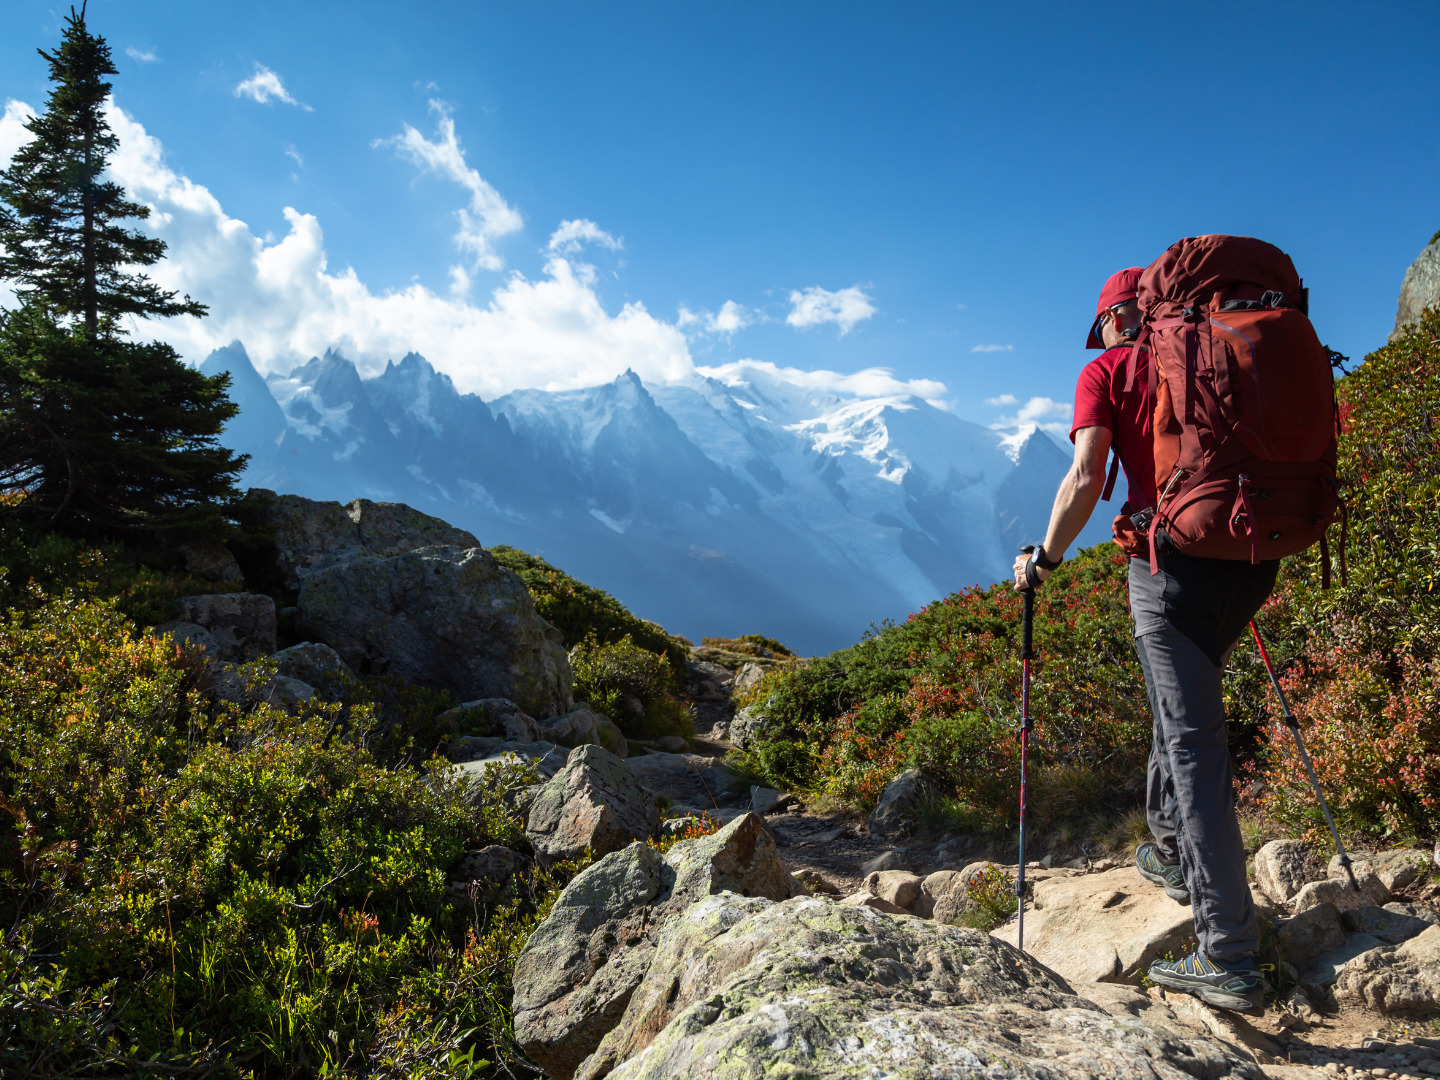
{"left": 1120, "top": 235, "right": 1343, "bottom": 579}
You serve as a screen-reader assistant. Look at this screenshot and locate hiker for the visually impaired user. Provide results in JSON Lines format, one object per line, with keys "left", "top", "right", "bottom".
{"left": 1011, "top": 263, "right": 1282, "bottom": 1013}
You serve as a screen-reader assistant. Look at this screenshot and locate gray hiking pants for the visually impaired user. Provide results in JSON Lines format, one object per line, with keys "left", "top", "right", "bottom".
{"left": 1129, "top": 550, "right": 1278, "bottom": 967}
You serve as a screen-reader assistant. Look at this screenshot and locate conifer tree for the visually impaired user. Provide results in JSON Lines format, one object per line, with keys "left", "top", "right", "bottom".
{"left": 0, "top": 4, "right": 245, "bottom": 537}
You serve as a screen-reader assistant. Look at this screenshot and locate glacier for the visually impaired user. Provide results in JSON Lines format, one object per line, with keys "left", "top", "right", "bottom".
{"left": 201, "top": 342, "right": 1115, "bottom": 655}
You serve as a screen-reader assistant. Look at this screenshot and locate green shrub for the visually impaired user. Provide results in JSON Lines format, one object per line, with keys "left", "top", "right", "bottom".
{"left": 489, "top": 546, "right": 687, "bottom": 669}
{"left": 955, "top": 866, "right": 1019, "bottom": 931}
{"left": 700, "top": 634, "right": 795, "bottom": 658}
{"left": 568, "top": 633, "right": 692, "bottom": 740}
{"left": 0, "top": 593, "right": 560, "bottom": 1077}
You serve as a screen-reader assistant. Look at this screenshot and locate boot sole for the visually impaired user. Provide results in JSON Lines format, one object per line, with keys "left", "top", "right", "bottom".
{"left": 1147, "top": 970, "right": 1265, "bottom": 1012}
{"left": 1135, "top": 864, "right": 1191, "bottom": 906}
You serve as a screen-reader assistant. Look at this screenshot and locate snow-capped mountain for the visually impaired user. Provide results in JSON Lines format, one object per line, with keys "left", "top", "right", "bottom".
{"left": 201, "top": 343, "right": 1112, "bottom": 654}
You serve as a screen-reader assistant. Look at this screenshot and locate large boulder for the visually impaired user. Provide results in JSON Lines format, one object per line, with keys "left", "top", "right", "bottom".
{"left": 346, "top": 497, "right": 480, "bottom": 557}
{"left": 990, "top": 866, "right": 1196, "bottom": 985}
{"left": 270, "top": 641, "right": 354, "bottom": 692}
{"left": 526, "top": 745, "right": 660, "bottom": 863}
{"left": 1335, "top": 925, "right": 1440, "bottom": 1011}
{"left": 866, "top": 768, "right": 933, "bottom": 840}
{"left": 252, "top": 490, "right": 480, "bottom": 590}
{"left": 1254, "top": 839, "right": 1321, "bottom": 905}
{"left": 513, "top": 814, "right": 800, "bottom": 1079}
{"left": 575, "top": 893, "right": 1262, "bottom": 1080}
{"left": 174, "top": 593, "right": 277, "bottom": 662}
{"left": 1390, "top": 234, "right": 1440, "bottom": 342}
{"left": 297, "top": 545, "right": 571, "bottom": 718}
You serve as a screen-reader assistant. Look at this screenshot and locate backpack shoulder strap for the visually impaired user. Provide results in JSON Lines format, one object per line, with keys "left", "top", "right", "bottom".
{"left": 1101, "top": 448, "right": 1120, "bottom": 502}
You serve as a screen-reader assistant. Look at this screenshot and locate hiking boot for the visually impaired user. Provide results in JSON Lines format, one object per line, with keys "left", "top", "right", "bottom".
{"left": 1135, "top": 841, "right": 1190, "bottom": 905}
{"left": 1147, "top": 951, "right": 1267, "bottom": 1012}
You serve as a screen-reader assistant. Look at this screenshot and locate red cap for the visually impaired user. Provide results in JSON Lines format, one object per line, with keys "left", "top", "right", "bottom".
{"left": 1086, "top": 266, "right": 1145, "bottom": 349}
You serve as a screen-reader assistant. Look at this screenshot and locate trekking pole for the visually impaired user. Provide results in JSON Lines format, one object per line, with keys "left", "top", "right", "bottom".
{"left": 1016, "top": 546, "right": 1037, "bottom": 950}
{"left": 1248, "top": 621, "right": 1359, "bottom": 892}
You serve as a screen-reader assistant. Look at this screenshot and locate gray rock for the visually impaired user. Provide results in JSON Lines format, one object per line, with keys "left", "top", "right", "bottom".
{"left": 1336, "top": 925, "right": 1440, "bottom": 1011}
{"left": 449, "top": 739, "right": 570, "bottom": 778}
{"left": 1390, "top": 235, "right": 1440, "bottom": 342}
{"left": 862, "top": 869, "right": 923, "bottom": 909}
{"left": 653, "top": 735, "right": 688, "bottom": 753}
{"left": 574, "top": 892, "right": 1262, "bottom": 1080}
{"left": 866, "top": 768, "right": 933, "bottom": 840}
{"left": 152, "top": 620, "right": 219, "bottom": 656}
{"left": 177, "top": 541, "right": 243, "bottom": 584}
{"left": 727, "top": 703, "right": 768, "bottom": 749}
{"left": 251, "top": 489, "right": 481, "bottom": 590}
{"left": 513, "top": 814, "right": 801, "bottom": 1079}
{"left": 1275, "top": 901, "right": 1346, "bottom": 968}
{"left": 439, "top": 698, "right": 540, "bottom": 743}
{"left": 297, "top": 545, "right": 571, "bottom": 719}
{"left": 1384, "top": 901, "right": 1440, "bottom": 927}
{"left": 512, "top": 842, "right": 670, "bottom": 1080}
{"left": 270, "top": 641, "right": 354, "bottom": 691}
{"left": 345, "top": 497, "right": 479, "bottom": 557}
{"left": 1301, "top": 932, "right": 1389, "bottom": 987}
{"left": 1255, "top": 839, "right": 1320, "bottom": 905}
{"left": 449, "top": 845, "right": 531, "bottom": 906}
{"left": 1339, "top": 849, "right": 1434, "bottom": 892}
{"left": 660, "top": 816, "right": 703, "bottom": 838}
{"left": 625, "top": 752, "right": 750, "bottom": 808}
{"left": 176, "top": 593, "right": 277, "bottom": 662}
{"left": 526, "top": 744, "right": 660, "bottom": 863}
{"left": 1291, "top": 865, "right": 1389, "bottom": 914}
{"left": 859, "top": 848, "right": 911, "bottom": 875}
{"left": 1341, "top": 904, "right": 1438, "bottom": 945}
{"left": 733, "top": 660, "right": 767, "bottom": 695}
{"left": 663, "top": 811, "right": 802, "bottom": 908}
{"left": 748, "top": 786, "right": 784, "bottom": 816}
{"left": 541, "top": 706, "right": 601, "bottom": 749}
{"left": 251, "top": 490, "right": 365, "bottom": 590}
{"left": 594, "top": 717, "right": 628, "bottom": 759}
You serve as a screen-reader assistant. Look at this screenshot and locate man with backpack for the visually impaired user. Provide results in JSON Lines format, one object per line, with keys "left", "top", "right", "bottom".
{"left": 1013, "top": 238, "right": 1338, "bottom": 1012}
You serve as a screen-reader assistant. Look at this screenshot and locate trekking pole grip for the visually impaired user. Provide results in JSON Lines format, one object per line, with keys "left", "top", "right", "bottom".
{"left": 1020, "top": 546, "right": 1035, "bottom": 660}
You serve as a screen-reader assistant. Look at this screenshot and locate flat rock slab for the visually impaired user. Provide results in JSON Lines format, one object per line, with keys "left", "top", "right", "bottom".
{"left": 582, "top": 893, "right": 1261, "bottom": 1080}
{"left": 991, "top": 866, "right": 1195, "bottom": 984}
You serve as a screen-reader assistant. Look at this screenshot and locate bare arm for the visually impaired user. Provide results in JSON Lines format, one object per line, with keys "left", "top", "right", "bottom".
{"left": 1011, "top": 425, "right": 1112, "bottom": 589}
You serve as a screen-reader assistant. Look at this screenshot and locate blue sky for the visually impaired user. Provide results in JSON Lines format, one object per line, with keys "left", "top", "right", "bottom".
{"left": 2, "top": 0, "right": 1438, "bottom": 436}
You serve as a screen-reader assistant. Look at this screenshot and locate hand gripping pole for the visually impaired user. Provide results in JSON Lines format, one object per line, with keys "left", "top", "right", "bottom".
{"left": 1249, "top": 621, "right": 1359, "bottom": 892}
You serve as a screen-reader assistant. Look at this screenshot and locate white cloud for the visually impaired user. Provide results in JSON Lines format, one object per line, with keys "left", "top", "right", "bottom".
{"left": 678, "top": 299, "right": 754, "bottom": 337}
{"left": 125, "top": 47, "right": 158, "bottom": 63}
{"left": 786, "top": 284, "right": 876, "bottom": 335}
{"left": 1, "top": 99, "right": 36, "bottom": 163}
{"left": 988, "top": 395, "right": 1072, "bottom": 457}
{"left": 984, "top": 393, "right": 1018, "bottom": 407}
{"left": 547, "top": 219, "right": 621, "bottom": 256}
{"left": 285, "top": 144, "right": 303, "bottom": 167}
{"left": 701, "top": 358, "right": 947, "bottom": 407}
{"left": 970, "top": 343, "right": 1013, "bottom": 353}
{"left": 377, "top": 100, "right": 522, "bottom": 277}
{"left": 53, "top": 100, "right": 691, "bottom": 398}
{"left": 234, "top": 64, "right": 311, "bottom": 110}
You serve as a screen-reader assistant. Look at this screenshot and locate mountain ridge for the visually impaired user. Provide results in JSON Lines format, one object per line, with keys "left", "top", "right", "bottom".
{"left": 202, "top": 341, "right": 1112, "bottom": 653}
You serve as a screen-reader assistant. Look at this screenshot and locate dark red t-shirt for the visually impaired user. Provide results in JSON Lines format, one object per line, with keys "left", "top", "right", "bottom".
{"left": 1070, "top": 344, "right": 1156, "bottom": 517}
